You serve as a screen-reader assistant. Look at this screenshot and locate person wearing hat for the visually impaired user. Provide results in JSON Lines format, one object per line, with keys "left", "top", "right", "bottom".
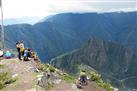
{"left": 79, "top": 70, "right": 88, "bottom": 85}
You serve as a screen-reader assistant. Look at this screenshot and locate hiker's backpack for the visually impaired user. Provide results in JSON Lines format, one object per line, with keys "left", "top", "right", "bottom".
{"left": 4, "top": 51, "right": 12, "bottom": 59}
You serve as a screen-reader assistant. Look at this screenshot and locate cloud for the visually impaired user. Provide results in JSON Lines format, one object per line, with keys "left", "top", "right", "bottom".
{"left": 2, "top": 0, "right": 137, "bottom": 19}
{"left": 46, "top": 0, "right": 137, "bottom": 13}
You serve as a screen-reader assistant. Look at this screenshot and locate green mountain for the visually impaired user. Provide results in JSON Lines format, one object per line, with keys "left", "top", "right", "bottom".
{"left": 1, "top": 12, "right": 137, "bottom": 62}
{"left": 51, "top": 38, "right": 137, "bottom": 91}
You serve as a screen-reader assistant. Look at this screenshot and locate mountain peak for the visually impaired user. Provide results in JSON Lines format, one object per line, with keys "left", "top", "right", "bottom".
{"left": 51, "top": 38, "right": 137, "bottom": 91}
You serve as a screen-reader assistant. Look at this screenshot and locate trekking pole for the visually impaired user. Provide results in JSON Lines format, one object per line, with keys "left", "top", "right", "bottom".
{"left": 0, "top": 0, "right": 4, "bottom": 49}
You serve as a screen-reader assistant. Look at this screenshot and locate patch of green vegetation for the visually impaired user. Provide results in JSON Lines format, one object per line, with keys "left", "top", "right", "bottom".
{"left": 37, "top": 63, "right": 76, "bottom": 88}
{"left": 0, "top": 72, "right": 16, "bottom": 89}
{"left": 97, "top": 82, "right": 114, "bottom": 91}
{"left": 37, "top": 64, "right": 50, "bottom": 71}
{"left": 49, "top": 67, "right": 56, "bottom": 73}
{"left": 55, "top": 70, "right": 61, "bottom": 76}
{"left": 62, "top": 74, "right": 75, "bottom": 83}
{"left": 38, "top": 63, "right": 56, "bottom": 73}
{"left": 36, "top": 63, "right": 45, "bottom": 71}
{"left": 90, "top": 72, "right": 114, "bottom": 91}
{"left": 0, "top": 64, "right": 4, "bottom": 68}
{"left": 32, "top": 72, "right": 40, "bottom": 78}
{"left": 90, "top": 71, "right": 101, "bottom": 82}
{"left": 46, "top": 82, "right": 54, "bottom": 90}
{"left": 32, "top": 72, "right": 40, "bottom": 87}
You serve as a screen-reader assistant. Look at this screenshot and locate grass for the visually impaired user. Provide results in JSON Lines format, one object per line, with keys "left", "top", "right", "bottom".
{"left": 62, "top": 74, "right": 75, "bottom": 83}
{"left": 90, "top": 71, "right": 114, "bottom": 91}
{"left": 38, "top": 63, "right": 76, "bottom": 83}
{"left": 0, "top": 64, "right": 4, "bottom": 68}
{"left": 46, "top": 82, "right": 54, "bottom": 90}
{"left": 0, "top": 72, "right": 16, "bottom": 89}
{"left": 32, "top": 72, "right": 41, "bottom": 87}
{"left": 37, "top": 64, "right": 50, "bottom": 71}
{"left": 0, "top": 64, "right": 16, "bottom": 89}
{"left": 90, "top": 71, "right": 101, "bottom": 82}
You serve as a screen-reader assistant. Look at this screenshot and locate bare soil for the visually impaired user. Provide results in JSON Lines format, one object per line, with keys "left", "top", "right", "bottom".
{"left": 0, "top": 58, "right": 37, "bottom": 91}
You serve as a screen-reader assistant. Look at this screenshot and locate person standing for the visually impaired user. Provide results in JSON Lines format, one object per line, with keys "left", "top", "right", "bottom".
{"left": 16, "top": 41, "right": 21, "bottom": 60}
{"left": 19, "top": 41, "right": 25, "bottom": 58}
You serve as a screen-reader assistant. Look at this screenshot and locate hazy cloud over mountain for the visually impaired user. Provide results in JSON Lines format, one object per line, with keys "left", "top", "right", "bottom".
{"left": 2, "top": 0, "right": 137, "bottom": 19}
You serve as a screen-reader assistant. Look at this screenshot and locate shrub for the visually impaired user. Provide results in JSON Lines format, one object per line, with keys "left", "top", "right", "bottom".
{"left": 0, "top": 64, "right": 4, "bottom": 68}
{"left": 90, "top": 72, "right": 101, "bottom": 82}
{"left": 90, "top": 72, "right": 114, "bottom": 91}
{"left": 0, "top": 72, "right": 16, "bottom": 89}
{"left": 49, "top": 67, "right": 56, "bottom": 73}
{"left": 62, "top": 74, "right": 75, "bottom": 83}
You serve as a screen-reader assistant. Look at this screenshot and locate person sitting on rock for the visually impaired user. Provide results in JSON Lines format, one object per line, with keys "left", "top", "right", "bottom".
{"left": 79, "top": 70, "right": 88, "bottom": 85}
{"left": 23, "top": 48, "right": 29, "bottom": 61}
{"left": 23, "top": 48, "right": 32, "bottom": 61}
{"left": 27, "top": 48, "right": 31, "bottom": 58}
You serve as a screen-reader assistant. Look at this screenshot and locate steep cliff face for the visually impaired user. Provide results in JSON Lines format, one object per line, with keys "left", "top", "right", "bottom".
{"left": 51, "top": 38, "right": 137, "bottom": 90}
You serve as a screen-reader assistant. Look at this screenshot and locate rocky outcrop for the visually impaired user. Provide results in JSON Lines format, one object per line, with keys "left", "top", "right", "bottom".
{"left": 38, "top": 72, "right": 61, "bottom": 90}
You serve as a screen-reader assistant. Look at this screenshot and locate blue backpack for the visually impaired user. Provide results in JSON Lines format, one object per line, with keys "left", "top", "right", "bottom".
{"left": 4, "top": 51, "right": 12, "bottom": 58}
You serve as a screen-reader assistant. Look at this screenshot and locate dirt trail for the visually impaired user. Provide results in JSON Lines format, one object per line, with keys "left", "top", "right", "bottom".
{"left": 49, "top": 81, "right": 81, "bottom": 91}
{"left": 0, "top": 58, "right": 38, "bottom": 91}
{"left": 49, "top": 81, "right": 106, "bottom": 91}
{"left": 82, "top": 82, "right": 106, "bottom": 91}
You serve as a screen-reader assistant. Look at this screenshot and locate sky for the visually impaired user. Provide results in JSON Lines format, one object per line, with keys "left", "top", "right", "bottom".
{"left": 1, "top": 0, "right": 137, "bottom": 19}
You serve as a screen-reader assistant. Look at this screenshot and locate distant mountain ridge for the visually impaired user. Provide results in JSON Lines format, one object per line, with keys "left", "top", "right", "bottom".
{"left": 1, "top": 11, "right": 137, "bottom": 62}
{"left": 51, "top": 38, "right": 137, "bottom": 91}
{"left": 2, "top": 17, "right": 42, "bottom": 25}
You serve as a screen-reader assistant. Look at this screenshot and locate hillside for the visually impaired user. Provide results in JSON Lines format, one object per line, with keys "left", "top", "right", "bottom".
{"left": 1, "top": 12, "right": 137, "bottom": 62}
{"left": 49, "top": 81, "right": 107, "bottom": 91}
{"left": 51, "top": 38, "right": 137, "bottom": 91}
{"left": 0, "top": 58, "right": 108, "bottom": 91}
